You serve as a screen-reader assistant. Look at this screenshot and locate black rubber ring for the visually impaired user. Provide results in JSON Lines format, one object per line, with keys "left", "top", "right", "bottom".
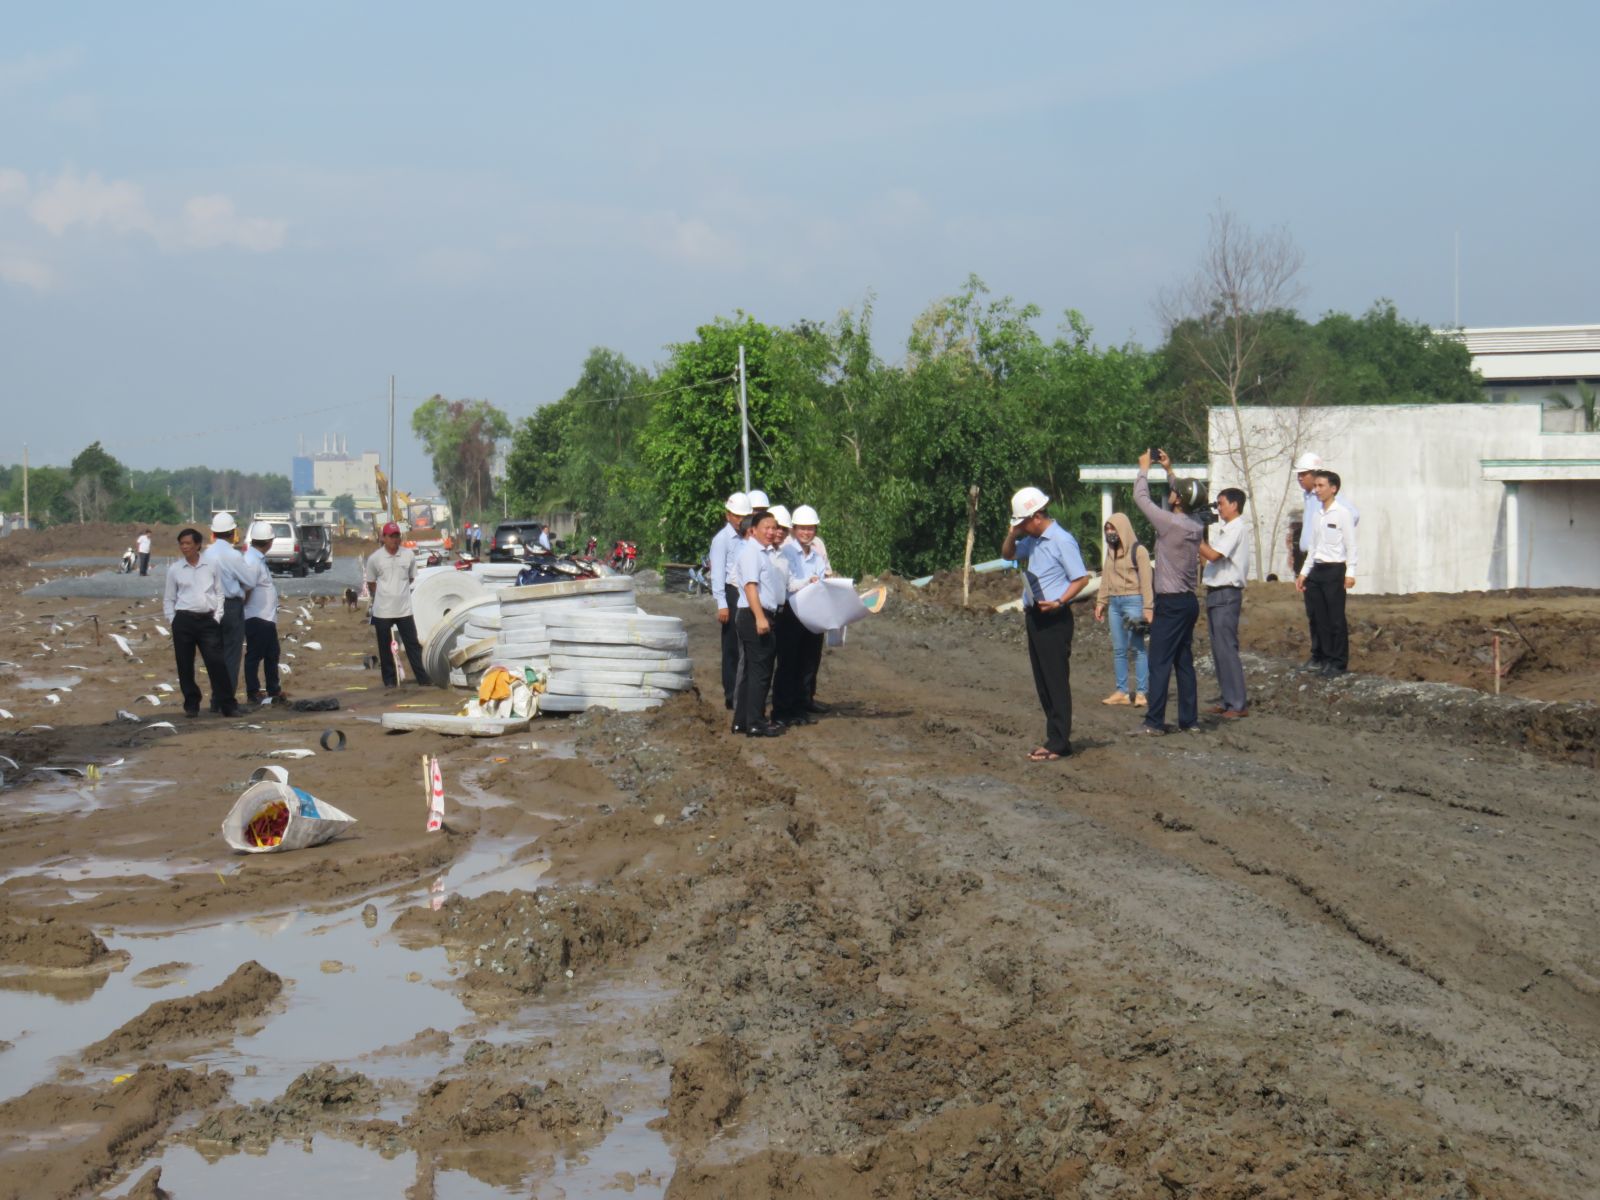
{"left": 319, "top": 728, "right": 347, "bottom": 752}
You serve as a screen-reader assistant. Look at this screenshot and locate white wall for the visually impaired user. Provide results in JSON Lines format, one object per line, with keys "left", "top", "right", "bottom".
{"left": 312, "top": 451, "right": 382, "bottom": 498}
{"left": 1207, "top": 404, "right": 1600, "bottom": 594}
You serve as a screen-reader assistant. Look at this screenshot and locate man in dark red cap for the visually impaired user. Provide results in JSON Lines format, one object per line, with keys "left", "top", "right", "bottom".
{"left": 365, "top": 521, "right": 430, "bottom": 687}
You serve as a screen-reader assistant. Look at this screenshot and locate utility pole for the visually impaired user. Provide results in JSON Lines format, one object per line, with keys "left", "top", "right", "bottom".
{"left": 1453, "top": 230, "right": 1461, "bottom": 328}
{"left": 388, "top": 375, "right": 397, "bottom": 523}
{"left": 22, "top": 444, "right": 29, "bottom": 528}
{"left": 737, "top": 344, "right": 751, "bottom": 494}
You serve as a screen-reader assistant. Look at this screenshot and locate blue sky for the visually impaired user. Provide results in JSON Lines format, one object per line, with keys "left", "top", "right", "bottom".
{"left": 3, "top": 1, "right": 1594, "bottom": 491}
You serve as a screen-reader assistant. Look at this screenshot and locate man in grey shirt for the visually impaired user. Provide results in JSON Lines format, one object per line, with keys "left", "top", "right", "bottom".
{"left": 1131, "top": 450, "right": 1206, "bottom": 735}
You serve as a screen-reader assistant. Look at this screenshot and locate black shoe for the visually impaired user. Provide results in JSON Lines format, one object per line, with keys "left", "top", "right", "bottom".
{"left": 725, "top": 699, "right": 734, "bottom": 711}
{"left": 184, "top": 708, "right": 200, "bottom": 719}
{"left": 746, "top": 723, "right": 784, "bottom": 738}
{"left": 782, "top": 712, "right": 815, "bottom": 726}
{"left": 731, "top": 723, "right": 747, "bottom": 734}
{"left": 1296, "top": 659, "right": 1321, "bottom": 673}
{"left": 803, "top": 700, "right": 831, "bottom": 714}
{"left": 1321, "top": 664, "right": 1347, "bottom": 677}
{"left": 246, "top": 693, "right": 262, "bottom": 704}
{"left": 220, "top": 706, "right": 243, "bottom": 718}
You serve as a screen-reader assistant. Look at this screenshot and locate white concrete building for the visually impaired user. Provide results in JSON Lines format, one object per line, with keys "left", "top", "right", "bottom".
{"left": 1453, "top": 325, "right": 1600, "bottom": 425}
{"left": 1207, "top": 403, "right": 1600, "bottom": 594}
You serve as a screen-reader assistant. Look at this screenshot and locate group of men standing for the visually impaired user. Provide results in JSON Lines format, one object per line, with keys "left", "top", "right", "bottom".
{"left": 162, "top": 514, "right": 285, "bottom": 718}
{"left": 709, "top": 490, "right": 831, "bottom": 738}
{"left": 1010, "top": 448, "right": 1358, "bottom": 760}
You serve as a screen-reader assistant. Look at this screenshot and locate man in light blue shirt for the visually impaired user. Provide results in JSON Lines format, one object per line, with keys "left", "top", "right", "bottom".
{"left": 733, "top": 510, "right": 788, "bottom": 737}
{"left": 710, "top": 493, "right": 751, "bottom": 710}
{"left": 1000, "top": 487, "right": 1089, "bottom": 761}
{"left": 241, "top": 521, "right": 284, "bottom": 705}
{"left": 201, "top": 512, "right": 255, "bottom": 709}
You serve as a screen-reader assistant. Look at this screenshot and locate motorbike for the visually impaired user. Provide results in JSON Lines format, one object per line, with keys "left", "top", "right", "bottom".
{"left": 119, "top": 548, "right": 136, "bottom": 574}
{"left": 583, "top": 536, "right": 599, "bottom": 560}
{"left": 610, "top": 540, "right": 638, "bottom": 574}
{"left": 516, "top": 552, "right": 600, "bottom": 586}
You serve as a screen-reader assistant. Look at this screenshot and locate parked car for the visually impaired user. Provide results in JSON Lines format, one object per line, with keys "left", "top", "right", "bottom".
{"left": 488, "top": 519, "right": 549, "bottom": 562}
{"left": 297, "top": 523, "right": 333, "bottom": 573}
{"left": 252, "top": 512, "right": 309, "bottom": 577}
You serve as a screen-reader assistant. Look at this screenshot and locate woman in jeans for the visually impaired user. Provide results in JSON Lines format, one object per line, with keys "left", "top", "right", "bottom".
{"left": 1093, "top": 511, "right": 1153, "bottom": 706}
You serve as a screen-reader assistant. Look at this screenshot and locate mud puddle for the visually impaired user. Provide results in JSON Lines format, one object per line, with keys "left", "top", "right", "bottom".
{"left": 0, "top": 906, "right": 467, "bottom": 1104}
{"left": 2, "top": 774, "right": 172, "bottom": 816}
{"left": 108, "top": 1140, "right": 514, "bottom": 1199}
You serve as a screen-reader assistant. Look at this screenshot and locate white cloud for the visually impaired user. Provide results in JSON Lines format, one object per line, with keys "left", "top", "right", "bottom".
{"left": 2, "top": 167, "right": 287, "bottom": 253}
{"left": 178, "top": 194, "right": 286, "bottom": 252}
{"left": 29, "top": 169, "right": 153, "bottom": 236}
{"left": 0, "top": 245, "right": 54, "bottom": 290}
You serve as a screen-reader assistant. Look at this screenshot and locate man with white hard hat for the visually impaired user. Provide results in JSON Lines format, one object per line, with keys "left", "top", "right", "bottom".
{"left": 240, "top": 521, "right": 285, "bottom": 704}
{"left": 710, "top": 492, "right": 752, "bottom": 710}
{"left": 201, "top": 511, "right": 254, "bottom": 710}
{"left": 747, "top": 489, "right": 770, "bottom": 513}
{"left": 1290, "top": 452, "right": 1359, "bottom": 669}
{"left": 1001, "top": 486, "right": 1089, "bottom": 761}
{"left": 773, "top": 504, "right": 830, "bottom": 722}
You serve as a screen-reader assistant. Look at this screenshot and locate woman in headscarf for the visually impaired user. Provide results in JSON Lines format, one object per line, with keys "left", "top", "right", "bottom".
{"left": 1093, "top": 512, "right": 1153, "bottom": 707}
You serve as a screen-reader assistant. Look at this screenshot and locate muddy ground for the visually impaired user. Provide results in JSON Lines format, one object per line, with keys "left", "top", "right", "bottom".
{"left": 0, "top": 552, "right": 1595, "bottom": 1198}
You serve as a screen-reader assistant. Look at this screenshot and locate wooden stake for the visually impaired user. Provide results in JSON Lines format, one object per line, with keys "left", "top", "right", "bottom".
{"left": 1492, "top": 635, "right": 1500, "bottom": 695}
{"left": 962, "top": 485, "right": 980, "bottom": 607}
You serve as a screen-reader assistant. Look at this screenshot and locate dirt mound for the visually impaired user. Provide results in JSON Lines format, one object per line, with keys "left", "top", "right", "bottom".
{"left": 664, "top": 1036, "right": 742, "bottom": 1145}
{"left": 394, "top": 887, "right": 653, "bottom": 998}
{"left": 411, "top": 1074, "right": 607, "bottom": 1141}
{"left": 2, "top": 522, "right": 191, "bottom": 560}
{"left": 0, "top": 917, "right": 115, "bottom": 969}
{"left": 912, "top": 567, "right": 1022, "bottom": 610}
{"left": 83, "top": 960, "right": 283, "bottom": 1062}
{"left": 188, "top": 1065, "right": 386, "bottom": 1151}
{"left": 0, "top": 1065, "right": 228, "bottom": 1200}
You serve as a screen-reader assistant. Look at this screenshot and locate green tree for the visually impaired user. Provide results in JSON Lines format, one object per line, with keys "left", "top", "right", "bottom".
{"left": 110, "top": 491, "right": 182, "bottom": 524}
{"left": 411, "top": 397, "right": 511, "bottom": 523}
{"left": 639, "top": 316, "right": 788, "bottom": 561}
{"left": 332, "top": 493, "right": 358, "bottom": 523}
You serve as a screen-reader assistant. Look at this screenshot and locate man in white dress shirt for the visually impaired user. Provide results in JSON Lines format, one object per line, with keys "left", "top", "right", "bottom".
{"left": 241, "top": 522, "right": 285, "bottom": 704}
{"left": 136, "top": 529, "right": 152, "bottom": 577}
{"left": 163, "top": 528, "right": 239, "bottom": 718}
{"left": 1198, "top": 488, "right": 1251, "bottom": 717}
{"left": 1296, "top": 470, "right": 1358, "bottom": 677}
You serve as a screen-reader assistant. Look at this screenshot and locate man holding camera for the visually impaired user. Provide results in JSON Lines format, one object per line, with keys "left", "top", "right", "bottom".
{"left": 1001, "top": 487, "right": 1089, "bottom": 762}
{"left": 1198, "top": 488, "right": 1250, "bottom": 717}
{"left": 1297, "top": 470, "right": 1357, "bottom": 676}
{"left": 1131, "top": 450, "right": 1206, "bottom": 735}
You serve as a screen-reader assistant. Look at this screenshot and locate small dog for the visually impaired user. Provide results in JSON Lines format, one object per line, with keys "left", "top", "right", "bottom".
{"left": 343, "top": 587, "right": 360, "bottom": 612}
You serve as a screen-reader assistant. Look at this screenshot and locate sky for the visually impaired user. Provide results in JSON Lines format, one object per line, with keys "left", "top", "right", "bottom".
{"left": 3, "top": 0, "right": 1596, "bottom": 493}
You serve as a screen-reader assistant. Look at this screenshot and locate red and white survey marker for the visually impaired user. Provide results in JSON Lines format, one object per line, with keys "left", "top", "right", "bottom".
{"left": 424, "top": 754, "right": 445, "bottom": 832}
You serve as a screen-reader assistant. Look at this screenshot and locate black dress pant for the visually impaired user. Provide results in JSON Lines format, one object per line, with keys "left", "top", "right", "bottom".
{"left": 214, "top": 596, "right": 245, "bottom": 707}
{"left": 720, "top": 583, "right": 741, "bottom": 708}
{"left": 1025, "top": 604, "right": 1075, "bottom": 755}
{"left": 771, "top": 606, "right": 811, "bottom": 720}
{"left": 137, "top": 552, "right": 150, "bottom": 576}
{"left": 172, "top": 610, "right": 235, "bottom": 715}
{"left": 1303, "top": 563, "right": 1349, "bottom": 670}
{"left": 374, "top": 615, "right": 430, "bottom": 687}
{"left": 244, "top": 616, "right": 282, "bottom": 698}
{"left": 1144, "top": 592, "right": 1200, "bottom": 731}
{"left": 735, "top": 607, "right": 777, "bottom": 730}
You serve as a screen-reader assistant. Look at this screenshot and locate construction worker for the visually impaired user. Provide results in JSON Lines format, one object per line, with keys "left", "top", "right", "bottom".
{"left": 710, "top": 493, "right": 752, "bottom": 710}
{"left": 201, "top": 512, "right": 253, "bottom": 711}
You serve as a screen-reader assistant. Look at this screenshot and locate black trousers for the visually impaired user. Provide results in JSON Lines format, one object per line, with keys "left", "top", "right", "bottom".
{"left": 720, "top": 583, "right": 741, "bottom": 708}
{"left": 1025, "top": 604, "right": 1075, "bottom": 755}
{"left": 137, "top": 552, "right": 150, "bottom": 576}
{"left": 374, "top": 615, "right": 430, "bottom": 687}
{"left": 172, "top": 610, "right": 235, "bottom": 715}
{"left": 735, "top": 608, "right": 777, "bottom": 730}
{"left": 1304, "top": 563, "right": 1349, "bottom": 670}
{"left": 771, "top": 606, "right": 810, "bottom": 719}
{"left": 244, "top": 616, "right": 282, "bottom": 698}
{"left": 217, "top": 597, "right": 245, "bottom": 701}
{"left": 1144, "top": 592, "right": 1199, "bottom": 731}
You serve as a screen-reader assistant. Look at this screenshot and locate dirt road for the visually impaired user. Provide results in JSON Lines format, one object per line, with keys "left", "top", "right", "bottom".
{"left": 0, "top": 563, "right": 1595, "bottom": 1197}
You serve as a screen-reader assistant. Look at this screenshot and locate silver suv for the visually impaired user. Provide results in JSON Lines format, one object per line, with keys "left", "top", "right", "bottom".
{"left": 253, "top": 513, "right": 308, "bottom": 577}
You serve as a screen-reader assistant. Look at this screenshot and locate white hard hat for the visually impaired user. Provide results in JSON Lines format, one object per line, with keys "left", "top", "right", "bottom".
{"left": 1293, "top": 452, "right": 1324, "bottom": 472}
{"left": 1009, "top": 486, "right": 1049, "bottom": 526}
{"left": 248, "top": 520, "right": 274, "bottom": 541}
{"left": 747, "top": 489, "right": 770, "bottom": 509}
{"left": 210, "top": 511, "right": 237, "bottom": 534}
{"left": 769, "top": 504, "right": 792, "bottom": 528}
{"left": 791, "top": 504, "right": 819, "bottom": 526}
{"left": 725, "top": 492, "right": 753, "bottom": 517}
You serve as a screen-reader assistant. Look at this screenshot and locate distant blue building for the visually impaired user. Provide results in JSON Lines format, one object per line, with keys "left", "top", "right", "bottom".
{"left": 292, "top": 456, "right": 314, "bottom": 494}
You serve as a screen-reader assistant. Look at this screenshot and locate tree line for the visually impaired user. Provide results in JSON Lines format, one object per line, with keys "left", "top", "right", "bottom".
{"left": 0, "top": 441, "right": 291, "bottom": 528}
{"left": 495, "top": 272, "right": 1474, "bottom": 578}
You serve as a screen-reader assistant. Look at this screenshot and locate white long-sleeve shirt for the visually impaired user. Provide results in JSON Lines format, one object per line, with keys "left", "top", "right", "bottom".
{"left": 163, "top": 558, "right": 224, "bottom": 624}
{"left": 241, "top": 547, "right": 279, "bottom": 622}
{"left": 1300, "top": 488, "right": 1359, "bottom": 551}
{"left": 1300, "top": 498, "right": 1358, "bottom": 579}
